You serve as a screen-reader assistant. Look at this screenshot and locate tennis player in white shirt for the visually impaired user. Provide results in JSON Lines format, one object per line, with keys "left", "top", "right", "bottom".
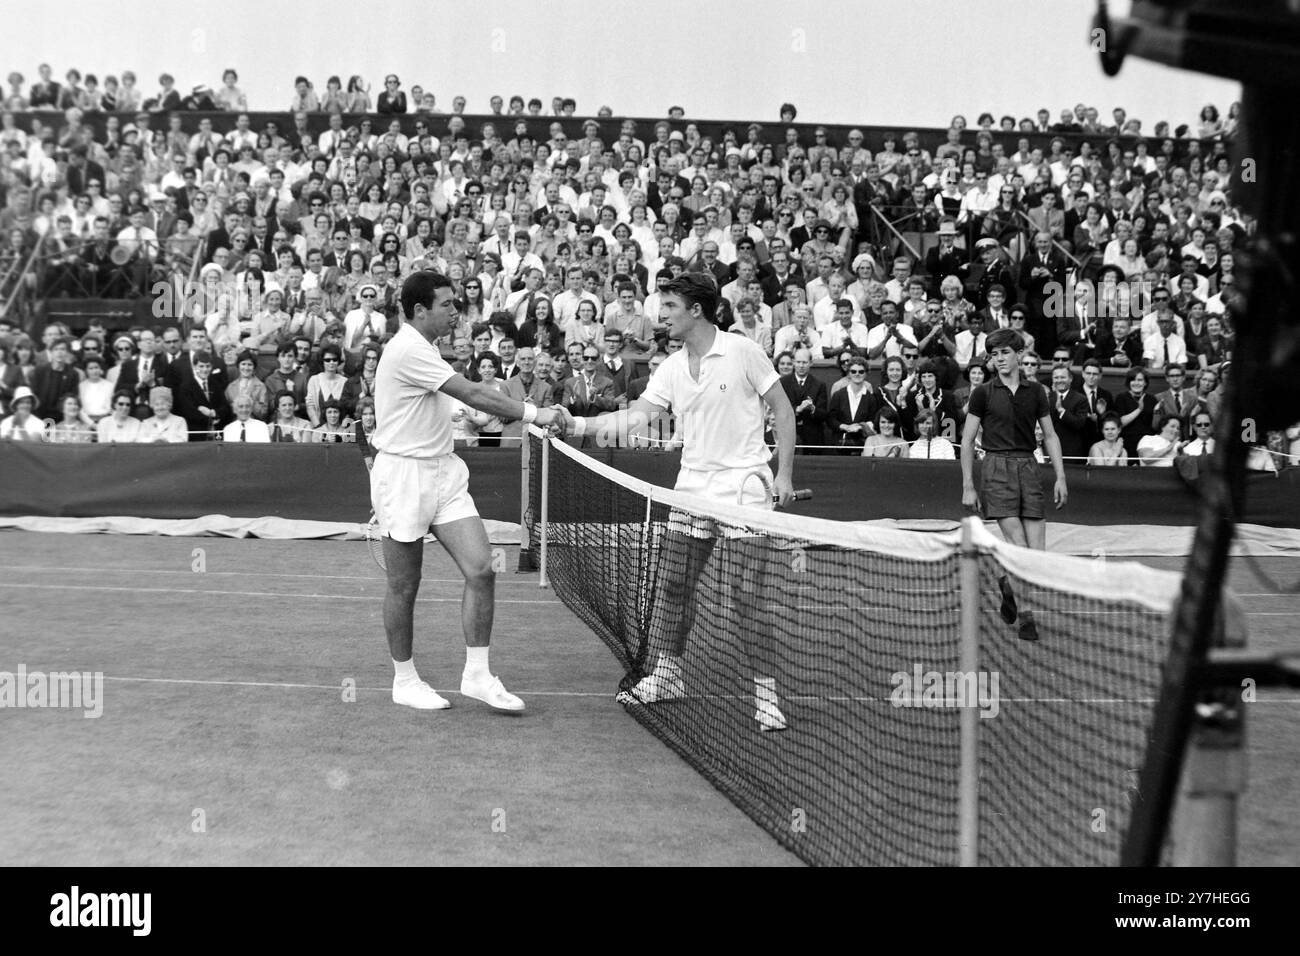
{"left": 556, "top": 274, "right": 798, "bottom": 731}
{"left": 373, "top": 271, "right": 564, "bottom": 712}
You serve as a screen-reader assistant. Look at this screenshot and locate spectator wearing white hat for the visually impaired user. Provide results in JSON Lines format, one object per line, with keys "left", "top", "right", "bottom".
{"left": 0, "top": 386, "right": 46, "bottom": 441}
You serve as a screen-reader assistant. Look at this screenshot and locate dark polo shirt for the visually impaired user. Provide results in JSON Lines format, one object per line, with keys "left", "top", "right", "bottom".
{"left": 968, "top": 374, "right": 1048, "bottom": 455}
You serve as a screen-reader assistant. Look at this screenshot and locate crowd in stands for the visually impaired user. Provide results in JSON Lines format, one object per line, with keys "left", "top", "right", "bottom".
{"left": 0, "top": 61, "right": 1296, "bottom": 466}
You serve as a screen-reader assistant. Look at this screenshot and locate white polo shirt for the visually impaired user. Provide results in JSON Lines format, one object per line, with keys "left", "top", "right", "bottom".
{"left": 371, "top": 323, "right": 457, "bottom": 458}
{"left": 642, "top": 328, "right": 779, "bottom": 474}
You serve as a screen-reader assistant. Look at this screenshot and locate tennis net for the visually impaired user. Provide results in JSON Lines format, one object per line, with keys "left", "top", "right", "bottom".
{"left": 525, "top": 428, "right": 1187, "bottom": 866}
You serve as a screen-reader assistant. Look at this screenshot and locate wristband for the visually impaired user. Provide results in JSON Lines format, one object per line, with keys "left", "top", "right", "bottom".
{"left": 520, "top": 403, "right": 538, "bottom": 425}
{"left": 572, "top": 416, "right": 588, "bottom": 438}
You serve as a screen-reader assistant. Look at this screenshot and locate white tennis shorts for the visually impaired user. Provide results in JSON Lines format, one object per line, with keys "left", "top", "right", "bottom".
{"left": 669, "top": 464, "right": 773, "bottom": 539}
{"left": 371, "top": 451, "right": 479, "bottom": 543}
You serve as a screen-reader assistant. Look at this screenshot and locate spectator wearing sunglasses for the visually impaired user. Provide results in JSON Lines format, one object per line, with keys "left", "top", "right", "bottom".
{"left": 376, "top": 75, "right": 407, "bottom": 115}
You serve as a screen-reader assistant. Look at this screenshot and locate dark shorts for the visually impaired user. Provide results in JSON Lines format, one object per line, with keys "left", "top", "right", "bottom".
{"left": 980, "top": 454, "right": 1045, "bottom": 521}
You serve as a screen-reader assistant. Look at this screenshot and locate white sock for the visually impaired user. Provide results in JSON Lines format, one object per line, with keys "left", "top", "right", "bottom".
{"left": 393, "top": 658, "right": 419, "bottom": 683}
{"left": 464, "top": 646, "right": 490, "bottom": 678}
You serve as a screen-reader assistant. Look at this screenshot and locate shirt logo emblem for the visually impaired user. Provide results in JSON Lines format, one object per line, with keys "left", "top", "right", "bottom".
{"left": 719, "top": 384, "right": 727, "bottom": 391}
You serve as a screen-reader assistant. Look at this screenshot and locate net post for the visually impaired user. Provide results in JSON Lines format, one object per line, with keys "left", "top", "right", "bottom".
{"left": 517, "top": 426, "right": 536, "bottom": 572}
{"left": 957, "top": 517, "right": 980, "bottom": 867}
{"left": 538, "top": 431, "right": 551, "bottom": 590}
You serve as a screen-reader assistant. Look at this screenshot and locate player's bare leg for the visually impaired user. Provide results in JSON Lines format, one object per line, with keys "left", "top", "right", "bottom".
{"left": 383, "top": 535, "right": 451, "bottom": 709}
{"left": 622, "top": 531, "right": 714, "bottom": 703}
{"left": 433, "top": 515, "right": 524, "bottom": 711}
{"left": 994, "top": 517, "right": 1041, "bottom": 642}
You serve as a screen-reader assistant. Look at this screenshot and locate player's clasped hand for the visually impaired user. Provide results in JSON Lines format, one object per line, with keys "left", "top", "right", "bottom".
{"left": 774, "top": 475, "right": 795, "bottom": 509}
{"left": 542, "top": 404, "right": 573, "bottom": 436}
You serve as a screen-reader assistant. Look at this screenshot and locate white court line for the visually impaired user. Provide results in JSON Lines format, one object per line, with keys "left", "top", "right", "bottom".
{"left": 0, "top": 583, "right": 558, "bottom": 604}
{"left": 75, "top": 675, "right": 1300, "bottom": 705}
{"left": 99, "top": 676, "right": 610, "bottom": 697}
{"left": 0, "top": 565, "right": 544, "bottom": 586}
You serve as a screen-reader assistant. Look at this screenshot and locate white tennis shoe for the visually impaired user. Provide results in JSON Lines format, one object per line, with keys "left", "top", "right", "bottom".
{"left": 624, "top": 657, "right": 686, "bottom": 703}
{"left": 393, "top": 678, "right": 451, "bottom": 710}
{"left": 460, "top": 672, "right": 526, "bottom": 712}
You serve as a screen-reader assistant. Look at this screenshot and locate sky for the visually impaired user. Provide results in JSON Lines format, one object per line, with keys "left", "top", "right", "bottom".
{"left": 1, "top": 0, "right": 1240, "bottom": 129}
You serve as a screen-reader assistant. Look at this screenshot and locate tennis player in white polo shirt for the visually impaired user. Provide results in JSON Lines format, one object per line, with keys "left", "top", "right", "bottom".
{"left": 373, "top": 271, "right": 563, "bottom": 712}
{"left": 558, "top": 273, "right": 798, "bottom": 730}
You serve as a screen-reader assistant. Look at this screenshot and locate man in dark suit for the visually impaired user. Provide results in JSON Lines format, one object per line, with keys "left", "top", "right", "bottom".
{"left": 65, "top": 146, "right": 106, "bottom": 196}
{"left": 1056, "top": 281, "right": 1095, "bottom": 353}
{"left": 500, "top": 348, "right": 555, "bottom": 440}
{"left": 599, "top": 329, "right": 633, "bottom": 403}
{"left": 760, "top": 250, "right": 801, "bottom": 308}
{"left": 558, "top": 343, "right": 619, "bottom": 448}
{"left": 1047, "top": 365, "right": 1090, "bottom": 460}
{"left": 1018, "top": 230, "right": 1070, "bottom": 356}
{"left": 1078, "top": 359, "right": 1115, "bottom": 449}
{"left": 167, "top": 327, "right": 229, "bottom": 395}
{"left": 826, "top": 355, "right": 878, "bottom": 453}
{"left": 924, "top": 221, "right": 967, "bottom": 284}
{"left": 780, "top": 346, "right": 828, "bottom": 453}
{"left": 114, "top": 329, "right": 167, "bottom": 418}
{"left": 1106, "top": 317, "right": 1144, "bottom": 369}
{"left": 174, "top": 351, "right": 229, "bottom": 440}
{"left": 1152, "top": 363, "right": 1196, "bottom": 432}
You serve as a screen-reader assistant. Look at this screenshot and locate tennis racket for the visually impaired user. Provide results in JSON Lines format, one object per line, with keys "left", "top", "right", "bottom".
{"left": 739, "top": 470, "right": 813, "bottom": 510}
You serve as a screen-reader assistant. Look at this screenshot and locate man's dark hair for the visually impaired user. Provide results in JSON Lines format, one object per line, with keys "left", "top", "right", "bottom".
{"left": 663, "top": 273, "right": 720, "bottom": 325}
{"left": 400, "top": 270, "right": 453, "bottom": 319}
{"left": 1081, "top": 358, "right": 1103, "bottom": 374}
{"left": 986, "top": 328, "right": 1026, "bottom": 353}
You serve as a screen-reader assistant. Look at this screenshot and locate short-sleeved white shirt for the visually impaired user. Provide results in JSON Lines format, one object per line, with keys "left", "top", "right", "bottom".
{"left": 372, "top": 323, "right": 457, "bottom": 458}
{"left": 642, "top": 329, "right": 779, "bottom": 473}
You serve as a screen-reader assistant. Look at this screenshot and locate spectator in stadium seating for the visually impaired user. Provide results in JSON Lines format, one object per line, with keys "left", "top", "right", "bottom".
{"left": 345, "top": 75, "right": 371, "bottom": 112}
{"left": 175, "top": 351, "right": 228, "bottom": 440}
{"left": 376, "top": 75, "right": 407, "bottom": 114}
{"left": 77, "top": 355, "right": 113, "bottom": 422}
{"left": 781, "top": 346, "right": 828, "bottom": 453}
{"left": 472, "top": 352, "right": 506, "bottom": 447}
{"left": 953, "top": 362, "right": 987, "bottom": 421}
{"left": 826, "top": 356, "right": 876, "bottom": 453}
{"left": 354, "top": 396, "right": 377, "bottom": 467}
{"left": 269, "top": 389, "right": 312, "bottom": 442}
{"left": 1048, "top": 365, "right": 1089, "bottom": 459}
{"left": 29, "top": 338, "right": 79, "bottom": 418}
{"left": 341, "top": 343, "right": 381, "bottom": 417}
{"left": 819, "top": 298, "right": 868, "bottom": 360}
{"left": 909, "top": 408, "right": 956, "bottom": 460}
{"left": 1188, "top": 366, "right": 1223, "bottom": 424}
{"left": 1107, "top": 316, "right": 1143, "bottom": 369}
{"left": 222, "top": 394, "right": 271, "bottom": 443}
{"left": 1087, "top": 414, "right": 1128, "bottom": 466}
{"left": 138, "top": 386, "right": 188, "bottom": 443}
{"left": 311, "top": 399, "right": 353, "bottom": 443}
{"left": 1, "top": 386, "right": 44, "bottom": 440}
{"left": 306, "top": 344, "right": 348, "bottom": 426}
{"left": 1196, "top": 314, "right": 1232, "bottom": 373}
{"left": 1183, "top": 412, "right": 1216, "bottom": 457}
{"left": 861, "top": 406, "right": 909, "bottom": 458}
{"left": 1113, "top": 367, "right": 1158, "bottom": 461}
{"left": 264, "top": 343, "right": 309, "bottom": 420}
{"left": 1137, "top": 416, "right": 1183, "bottom": 466}
{"left": 216, "top": 70, "right": 247, "bottom": 112}
{"left": 224, "top": 349, "right": 270, "bottom": 421}
{"left": 865, "top": 299, "right": 918, "bottom": 360}
{"left": 97, "top": 390, "right": 142, "bottom": 443}
{"left": 501, "top": 348, "right": 553, "bottom": 439}
{"left": 559, "top": 344, "right": 617, "bottom": 446}
{"left": 1152, "top": 363, "right": 1195, "bottom": 432}
{"left": 1144, "top": 312, "right": 1189, "bottom": 371}
{"left": 902, "top": 359, "right": 960, "bottom": 441}
{"left": 772, "top": 304, "right": 823, "bottom": 360}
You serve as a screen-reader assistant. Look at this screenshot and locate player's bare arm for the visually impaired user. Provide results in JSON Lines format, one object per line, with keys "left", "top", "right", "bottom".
{"left": 760, "top": 380, "right": 796, "bottom": 507}
{"left": 441, "top": 374, "right": 563, "bottom": 429}
{"left": 960, "top": 411, "right": 982, "bottom": 510}
{"left": 1037, "top": 413, "right": 1069, "bottom": 508}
